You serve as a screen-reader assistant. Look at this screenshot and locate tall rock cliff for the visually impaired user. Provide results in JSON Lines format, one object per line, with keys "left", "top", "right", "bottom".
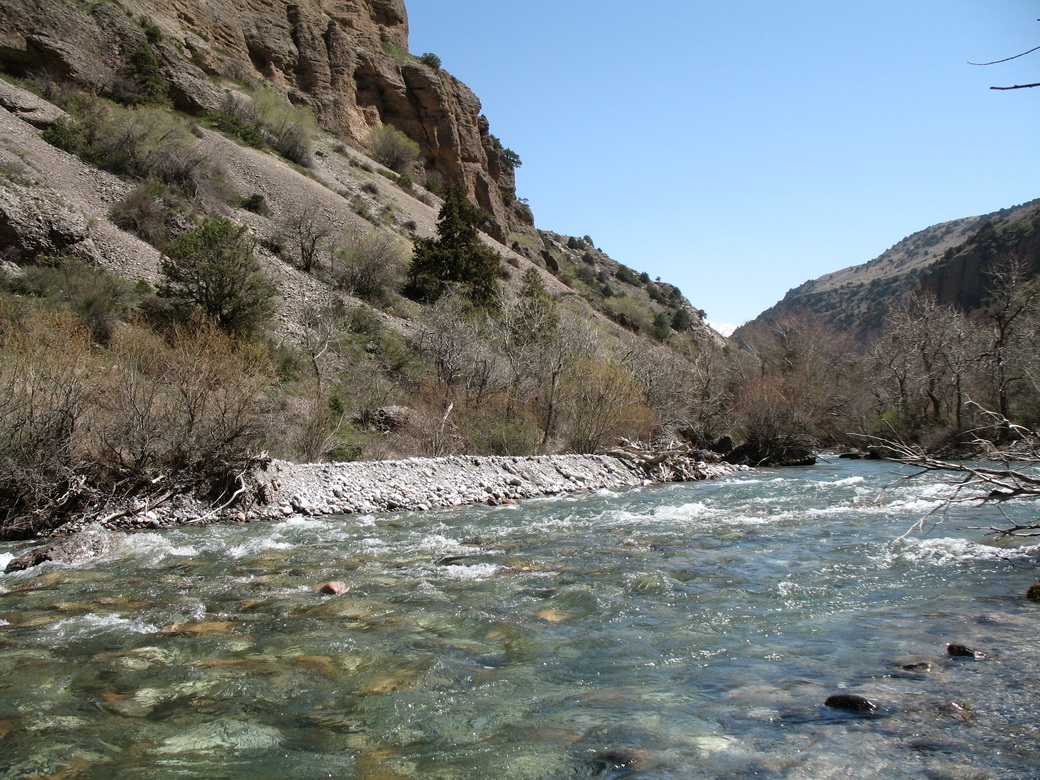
{"left": 0, "top": 0, "right": 533, "bottom": 243}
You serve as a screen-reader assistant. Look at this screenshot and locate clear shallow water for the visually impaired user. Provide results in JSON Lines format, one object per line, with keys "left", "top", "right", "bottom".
{"left": 0, "top": 460, "right": 1038, "bottom": 779}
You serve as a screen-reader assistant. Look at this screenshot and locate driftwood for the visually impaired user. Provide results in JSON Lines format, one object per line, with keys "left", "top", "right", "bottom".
{"left": 604, "top": 441, "right": 716, "bottom": 483}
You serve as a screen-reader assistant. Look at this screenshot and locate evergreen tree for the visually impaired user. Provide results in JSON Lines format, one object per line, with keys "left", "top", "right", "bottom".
{"left": 158, "top": 216, "right": 277, "bottom": 336}
{"left": 406, "top": 183, "right": 500, "bottom": 307}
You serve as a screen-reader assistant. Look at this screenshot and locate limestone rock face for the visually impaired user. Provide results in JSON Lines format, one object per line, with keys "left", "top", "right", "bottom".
{"left": 0, "top": 0, "right": 534, "bottom": 242}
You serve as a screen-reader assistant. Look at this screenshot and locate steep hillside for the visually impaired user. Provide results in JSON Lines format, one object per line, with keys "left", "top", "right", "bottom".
{"left": 741, "top": 198, "right": 1040, "bottom": 338}
{"left": 0, "top": 0, "right": 534, "bottom": 244}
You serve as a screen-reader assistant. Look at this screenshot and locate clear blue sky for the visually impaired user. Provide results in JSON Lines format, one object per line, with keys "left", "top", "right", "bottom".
{"left": 406, "top": 1, "right": 1040, "bottom": 328}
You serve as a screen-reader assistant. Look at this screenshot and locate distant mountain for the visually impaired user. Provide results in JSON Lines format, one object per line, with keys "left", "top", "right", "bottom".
{"left": 740, "top": 198, "right": 1040, "bottom": 339}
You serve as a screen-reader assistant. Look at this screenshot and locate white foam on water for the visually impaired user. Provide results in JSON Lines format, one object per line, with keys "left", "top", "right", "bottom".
{"left": 525, "top": 515, "right": 575, "bottom": 531}
{"left": 657, "top": 501, "right": 712, "bottom": 520}
{"left": 417, "top": 533, "right": 467, "bottom": 554}
{"left": 122, "top": 533, "right": 199, "bottom": 562}
{"left": 227, "top": 537, "right": 292, "bottom": 559}
{"left": 721, "top": 514, "right": 774, "bottom": 527}
{"left": 358, "top": 536, "right": 390, "bottom": 552}
{"left": 44, "top": 613, "right": 159, "bottom": 641}
{"left": 828, "top": 476, "right": 865, "bottom": 487}
{"left": 280, "top": 515, "right": 327, "bottom": 529}
{"left": 882, "top": 537, "right": 1038, "bottom": 567}
{"left": 0, "top": 552, "right": 13, "bottom": 571}
{"left": 439, "top": 562, "right": 501, "bottom": 581}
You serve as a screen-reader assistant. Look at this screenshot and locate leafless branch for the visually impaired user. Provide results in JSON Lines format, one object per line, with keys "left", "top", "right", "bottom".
{"left": 969, "top": 44, "right": 1040, "bottom": 66}
{"left": 859, "top": 407, "right": 1040, "bottom": 538}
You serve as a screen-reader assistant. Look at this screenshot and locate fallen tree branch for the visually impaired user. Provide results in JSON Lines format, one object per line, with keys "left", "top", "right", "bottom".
{"left": 182, "top": 472, "right": 248, "bottom": 526}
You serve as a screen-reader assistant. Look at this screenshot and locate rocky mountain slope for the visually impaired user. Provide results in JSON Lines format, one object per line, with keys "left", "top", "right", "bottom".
{"left": 741, "top": 198, "right": 1040, "bottom": 339}
{"left": 0, "top": 0, "right": 721, "bottom": 346}
{"left": 0, "top": 0, "right": 532, "bottom": 244}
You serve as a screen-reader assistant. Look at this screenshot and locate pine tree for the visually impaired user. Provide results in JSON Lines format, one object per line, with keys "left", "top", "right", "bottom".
{"left": 406, "top": 183, "right": 500, "bottom": 307}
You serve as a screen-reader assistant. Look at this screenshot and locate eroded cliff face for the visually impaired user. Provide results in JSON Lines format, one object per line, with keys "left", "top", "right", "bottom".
{"left": 0, "top": 0, "right": 533, "bottom": 243}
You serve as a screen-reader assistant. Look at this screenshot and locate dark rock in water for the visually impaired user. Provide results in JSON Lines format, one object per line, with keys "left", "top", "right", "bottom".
{"left": 901, "top": 661, "right": 935, "bottom": 672}
{"left": 5, "top": 527, "right": 120, "bottom": 572}
{"left": 824, "top": 694, "right": 878, "bottom": 713}
{"left": 838, "top": 452, "right": 863, "bottom": 460}
{"left": 1027, "top": 582, "right": 1040, "bottom": 601}
{"left": 947, "top": 643, "right": 987, "bottom": 659}
{"left": 437, "top": 554, "right": 492, "bottom": 566}
{"left": 865, "top": 445, "right": 896, "bottom": 460}
{"left": 724, "top": 442, "right": 816, "bottom": 467}
{"left": 586, "top": 748, "right": 656, "bottom": 775}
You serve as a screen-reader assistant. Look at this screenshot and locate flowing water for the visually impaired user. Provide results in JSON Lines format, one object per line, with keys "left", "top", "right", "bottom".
{"left": 1, "top": 459, "right": 1039, "bottom": 779}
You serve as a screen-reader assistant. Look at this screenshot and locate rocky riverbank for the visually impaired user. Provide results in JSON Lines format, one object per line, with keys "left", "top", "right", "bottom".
{"left": 40, "top": 453, "right": 748, "bottom": 541}
{"left": 249, "top": 454, "right": 747, "bottom": 521}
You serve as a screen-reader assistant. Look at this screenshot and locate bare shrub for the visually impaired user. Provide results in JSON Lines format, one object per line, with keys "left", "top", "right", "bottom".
{"left": 463, "top": 397, "right": 542, "bottom": 456}
{"left": 109, "top": 179, "right": 188, "bottom": 246}
{"left": 560, "top": 355, "right": 656, "bottom": 453}
{"left": 94, "top": 323, "right": 275, "bottom": 499}
{"left": 336, "top": 230, "right": 407, "bottom": 303}
{"left": 729, "top": 375, "right": 816, "bottom": 465}
{"left": 412, "top": 296, "right": 499, "bottom": 403}
{"left": 365, "top": 123, "right": 419, "bottom": 174}
{"left": 282, "top": 201, "right": 336, "bottom": 273}
{"left": 0, "top": 304, "right": 95, "bottom": 538}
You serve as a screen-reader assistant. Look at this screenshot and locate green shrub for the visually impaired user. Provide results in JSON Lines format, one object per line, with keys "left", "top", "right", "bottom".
{"left": 249, "top": 88, "right": 317, "bottom": 166}
{"left": 6, "top": 259, "right": 141, "bottom": 344}
{"left": 123, "top": 42, "right": 170, "bottom": 105}
{"left": 41, "top": 98, "right": 227, "bottom": 204}
{"left": 240, "top": 192, "right": 269, "bottom": 215}
{"left": 158, "top": 216, "right": 277, "bottom": 336}
{"left": 419, "top": 52, "right": 442, "bottom": 70}
{"left": 650, "top": 311, "right": 672, "bottom": 341}
{"left": 670, "top": 307, "right": 692, "bottom": 331}
{"left": 614, "top": 265, "right": 639, "bottom": 285}
{"left": 405, "top": 183, "right": 500, "bottom": 307}
{"left": 40, "top": 118, "right": 82, "bottom": 155}
{"left": 210, "top": 110, "right": 266, "bottom": 148}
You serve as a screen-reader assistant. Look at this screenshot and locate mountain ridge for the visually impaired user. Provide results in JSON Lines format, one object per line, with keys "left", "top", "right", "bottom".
{"left": 740, "top": 198, "right": 1040, "bottom": 338}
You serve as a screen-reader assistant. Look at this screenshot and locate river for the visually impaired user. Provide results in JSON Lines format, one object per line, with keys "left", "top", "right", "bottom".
{"left": 0, "top": 458, "right": 1038, "bottom": 778}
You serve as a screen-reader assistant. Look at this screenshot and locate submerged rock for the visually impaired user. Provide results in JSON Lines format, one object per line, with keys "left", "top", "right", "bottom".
{"left": 947, "top": 643, "right": 987, "bottom": 659}
{"left": 824, "top": 694, "right": 878, "bottom": 713}
{"left": 154, "top": 719, "right": 282, "bottom": 753}
{"left": 585, "top": 748, "right": 658, "bottom": 774}
{"left": 317, "top": 581, "right": 349, "bottom": 595}
{"left": 5, "top": 527, "right": 121, "bottom": 572}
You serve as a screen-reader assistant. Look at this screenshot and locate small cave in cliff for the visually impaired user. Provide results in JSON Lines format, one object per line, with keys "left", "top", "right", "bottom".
{"left": 245, "top": 41, "right": 275, "bottom": 80}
